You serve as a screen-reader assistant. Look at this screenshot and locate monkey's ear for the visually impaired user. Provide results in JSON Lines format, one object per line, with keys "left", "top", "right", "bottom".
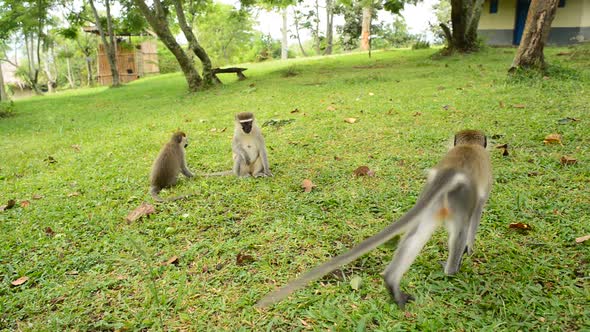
{"left": 483, "top": 136, "right": 487, "bottom": 148}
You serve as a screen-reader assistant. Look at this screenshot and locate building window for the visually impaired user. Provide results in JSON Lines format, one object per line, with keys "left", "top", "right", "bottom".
{"left": 490, "top": 0, "right": 499, "bottom": 13}
{"left": 558, "top": 0, "right": 566, "bottom": 7}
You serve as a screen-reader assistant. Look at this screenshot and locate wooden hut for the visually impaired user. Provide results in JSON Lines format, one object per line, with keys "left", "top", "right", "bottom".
{"left": 84, "top": 27, "right": 159, "bottom": 85}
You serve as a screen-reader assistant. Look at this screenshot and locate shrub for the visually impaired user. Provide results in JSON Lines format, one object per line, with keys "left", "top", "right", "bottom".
{"left": 412, "top": 39, "right": 431, "bottom": 50}
{"left": 0, "top": 101, "right": 15, "bottom": 118}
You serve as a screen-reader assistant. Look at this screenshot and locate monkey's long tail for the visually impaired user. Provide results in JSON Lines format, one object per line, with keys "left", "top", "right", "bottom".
{"left": 150, "top": 186, "right": 165, "bottom": 202}
{"left": 201, "top": 170, "right": 233, "bottom": 177}
{"left": 255, "top": 169, "right": 469, "bottom": 308}
{"left": 150, "top": 186, "right": 194, "bottom": 202}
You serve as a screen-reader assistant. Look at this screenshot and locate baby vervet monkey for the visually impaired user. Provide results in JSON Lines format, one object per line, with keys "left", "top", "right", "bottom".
{"left": 206, "top": 112, "right": 272, "bottom": 177}
{"left": 149, "top": 131, "right": 194, "bottom": 202}
{"left": 256, "top": 130, "right": 492, "bottom": 309}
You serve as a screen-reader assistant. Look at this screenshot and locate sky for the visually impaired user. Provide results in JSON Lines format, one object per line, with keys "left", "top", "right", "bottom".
{"left": 230, "top": 0, "right": 440, "bottom": 43}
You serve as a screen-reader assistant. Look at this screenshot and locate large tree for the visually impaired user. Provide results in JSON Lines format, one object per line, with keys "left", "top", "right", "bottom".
{"left": 88, "top": 0, "right": 120, "bottom": 87}
{"left": 133, "top": 0, "right": 203, "bottom": 92}
{"left": 2, "top": 0, "right": 54, "bottom": 94}
{"left": 357, "top": 0, "right": 418, "bottom": 51}
{"left": 439, "top": 0, "right": 484, "bottom": 53}
{"left": 172, "top": 0, "right": 215, "bottom": 86}
{"left": 509, "top": 0, "right": 559, "bottom": 72}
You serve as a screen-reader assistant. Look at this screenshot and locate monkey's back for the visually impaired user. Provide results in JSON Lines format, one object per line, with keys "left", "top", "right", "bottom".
{"left": 150, "top": 143, "right": 182, "bottom": 188}
{"left": 437, "top": 145, "right": 492, "bottom": 193}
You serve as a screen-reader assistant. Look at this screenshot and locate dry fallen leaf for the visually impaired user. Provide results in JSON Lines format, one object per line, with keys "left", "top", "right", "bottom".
{"left": 326, "top": 105, "right": 336, "bottom": 111}
{"left": 556, "top": 51, "right": 572, "bottom": 56}
{"left": 560, "top": 156, "right": 577, "bottom": 165}
{"left": 302, "top": 179, "right": 316, "bottom": 193}
{"left": 236, "top": 252, "right": 255, "bottom": 266}
{"left": 413, "top": 112, "right": 422, "bottom": 117}
{"left": 496, "top": 144, "right": 509, "bottom": 157}
{"left": 350, "top": 275, "right": 363, "bottom": 290}
{"left": 0, "top": 199, "right": 16, "bottom": 212}
{"left": 44, "top": 156, "right": 57, "bottom": 164}
{"left": 32, "top": 194, "right": 44, "bottom": 200}
{"left": 67, "top": 192, "right": 80, "bottom": 197}
{"left": 509, "top": 222, "right": 532, "bottom": 231}
{"left": 543, "top": 133, "right": 562, "bottom": 145}
{"left": 344, "top": 117, "right": 357, "bottom": 124}
{"left": 575, "top": 235, "right": 590, "bottom": 243}
{"left": 512, "top": 104, "right": 526, "bottom": 109}
{"left": 353, "top": 166, "right": 376, "bottom": 177}
{"left": 126, "top": 202, "right": 156, "bottom": 222}
{"left": 20, "top": 200, "right": 30, "bottom": 208}
{"left": 45, "top": 227, "right": 55, "bottom": 237}
{"left": 499, "top": 101, "right": 505, "bottom": 108}
{"left": 334, "top": 156, "right": 343, "bottom": 161}
{"left": 162, "top": 256, "right": 179, "bottom": 266}
{"left": 71, "top": 144, "right": 81, "bottom": 152}
{"left": 11, "top": 276, "right": 29, "bottom": 286}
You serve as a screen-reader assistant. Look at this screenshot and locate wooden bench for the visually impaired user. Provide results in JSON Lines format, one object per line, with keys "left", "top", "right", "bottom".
{"left": 212, "top": 67, "right": 247, "bottom": 83}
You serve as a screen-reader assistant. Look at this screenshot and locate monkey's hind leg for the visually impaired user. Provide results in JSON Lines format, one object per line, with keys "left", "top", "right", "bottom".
{"left": 233, "top": 158, "right": 252, "bottom": 177}
{"left": 443, "top": 185, "right": 477, "bottom": 275}
{"left": 383, "top": 214, "right": 439, "bottom": 309}
{"left": 465, "top": 196, "right": 487, "bottom": 255}
{"left": 251, "top": 158, "right": 266, "bottom": 178}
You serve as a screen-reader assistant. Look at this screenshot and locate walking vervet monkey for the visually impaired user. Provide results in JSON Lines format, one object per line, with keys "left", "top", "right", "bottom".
{"left": 149, "top": 131, "right": 194, "bottom": 202}
{"left": 256, "top": 130, "right": 492, "bottom": 309}
{"left": 206, "top": 112, "right": 272, "bottom": 177}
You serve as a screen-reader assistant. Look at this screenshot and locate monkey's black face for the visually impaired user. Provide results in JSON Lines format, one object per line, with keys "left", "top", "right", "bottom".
{"left": 241, "top": 120, "right": 253, "bottom": 134}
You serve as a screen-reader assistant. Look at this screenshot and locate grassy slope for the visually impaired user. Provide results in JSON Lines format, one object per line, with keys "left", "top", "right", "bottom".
{"left": 1, "top": 48, "right": 589, "bottom": 331}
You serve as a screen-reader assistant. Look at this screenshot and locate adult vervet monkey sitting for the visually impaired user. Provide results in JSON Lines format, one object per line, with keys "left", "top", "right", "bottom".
{"left": 256, "top": 130, "right": 492, "bottom": 309}
{"left": 206, "top": 112, "right": 272, "bottom": 177}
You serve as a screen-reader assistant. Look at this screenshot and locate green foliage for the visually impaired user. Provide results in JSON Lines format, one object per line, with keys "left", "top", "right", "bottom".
{"left": 429, "top": 0, "right": 451, "bottom": 44}
{"left": 0, "top": 100, "right": 15, "bottom": 117}
{"left": 245, "top": 33, "right": 291, "bottom": 62}
{"left": 373, "top": 17, "right": 418, "bottom": 48}
{"left": 195, "top": 4, "right": 257, "bottom": 66}
{"left": 157, "top": 41, "right": 181, "bottom": 74}
{"left": 1, "top": 48, "right": 589, "bottom": 330}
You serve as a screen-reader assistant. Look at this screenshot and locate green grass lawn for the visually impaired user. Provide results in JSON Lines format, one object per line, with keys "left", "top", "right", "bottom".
{"left": 1, "top": 47, "right": 589, "bottom": 331}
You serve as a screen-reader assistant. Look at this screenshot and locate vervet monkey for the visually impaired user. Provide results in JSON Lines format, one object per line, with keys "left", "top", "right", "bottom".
{"left": 149, "top": 131, "right": 194, "bottom": 202}
{"left": 206, "top": 112, "right": 272, "bottom": 177}
{"left": 256, "top": 130, "right": 492, "bottom": 309}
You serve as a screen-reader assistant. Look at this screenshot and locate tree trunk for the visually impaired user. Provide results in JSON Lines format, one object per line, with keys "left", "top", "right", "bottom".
{"left": 324, "top": 0, "right": 334, "bottom": 55}
{"left": 24, "top": 33, "right": 42, "bottom": 94}
{"left": 281, "top": 8, "right": 288, "bottom": 60}
{"left": 66, "top": 58, "right": 75, "bottom": 88}
{"left": 443, "top": 0, "right": 484, "bottom": 53}
{"left": 361, "top": 6, "right": 372, "bottom": 51}
{"left": 172, "top": 0, "right": 214, "bottom": 87}
{"left": 314, "top": 0, "right": 321, "bottom": 54}
{"left": 510, "top": 0, "right": 559, "bottom": 72}
{"left": 134, "top": 0, "right": 202, "bottom": 92}
{"left": 104, "top": 0, "right": 120, "bottom": 86}
{"left": 0, "top": 62, "right": 8, "bottom": 101}
{"left": 85, "top": 56, "right": 93, "bottom": 86}
{"left": 293, "top": 12, "right": 308, "bottom": 56}
{"left": 89, "top": 0, "right": 120, "bottom": 87}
